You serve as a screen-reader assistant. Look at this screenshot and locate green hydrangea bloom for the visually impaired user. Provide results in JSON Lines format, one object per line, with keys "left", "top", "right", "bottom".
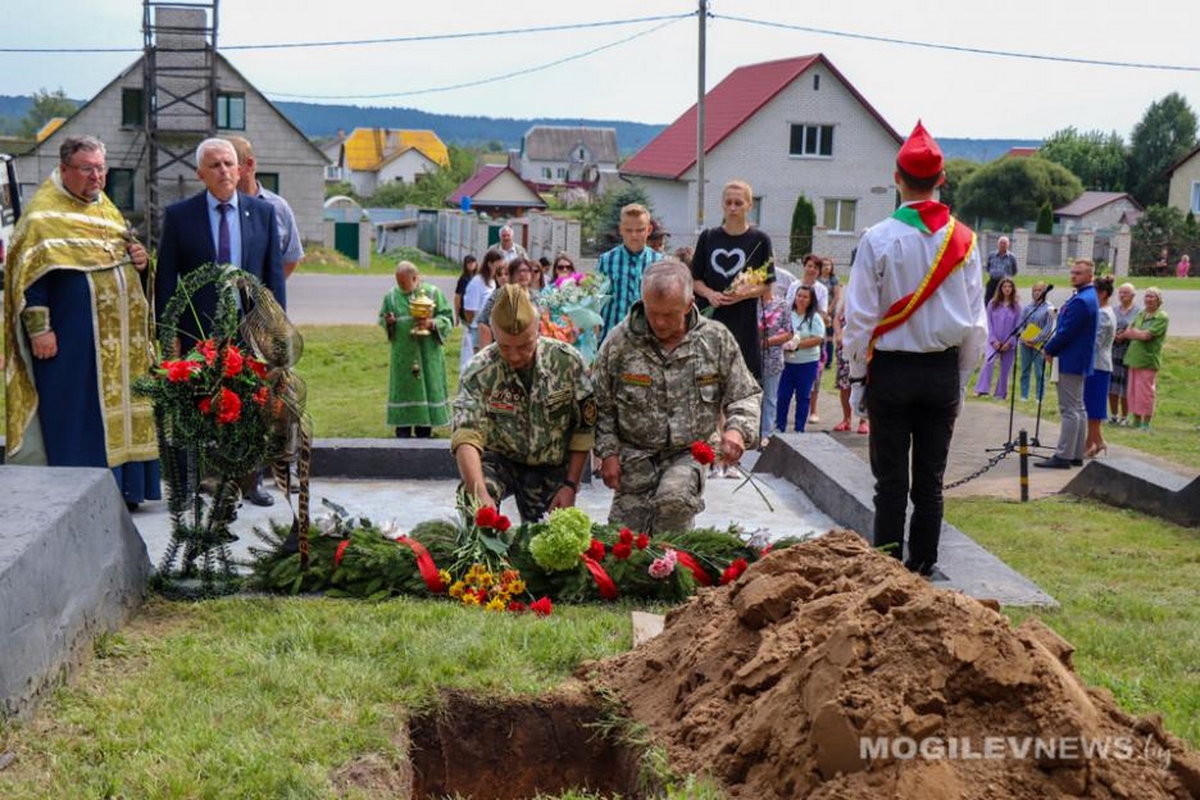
{"left": 529, "top": 507, "right": 593, "bottom": 572}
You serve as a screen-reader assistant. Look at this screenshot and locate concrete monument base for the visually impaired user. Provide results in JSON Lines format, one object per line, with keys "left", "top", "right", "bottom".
{"left": 0, "top": 466, "right": 150, "bottom": 719}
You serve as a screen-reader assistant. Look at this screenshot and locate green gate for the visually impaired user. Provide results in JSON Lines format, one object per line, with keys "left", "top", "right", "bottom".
{"left": 334, "top": 222, "right": 359, "bottom": 260}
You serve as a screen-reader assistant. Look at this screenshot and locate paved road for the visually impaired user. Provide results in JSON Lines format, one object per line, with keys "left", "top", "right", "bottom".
{"left": 287, "top": 273, "right": 1200, "bottom": 335}
{"left": 288, "top": 274, "right": 459, "bottom": 326}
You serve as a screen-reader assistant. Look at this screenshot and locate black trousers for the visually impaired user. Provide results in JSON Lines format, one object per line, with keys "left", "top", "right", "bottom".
{"left": 866, "top": 348, "right": 960, "bottom": 565}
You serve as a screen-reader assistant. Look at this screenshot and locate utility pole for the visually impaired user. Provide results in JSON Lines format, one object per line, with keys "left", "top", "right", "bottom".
{"left": 696, "top": 0, "right": 708, "bottom": 235}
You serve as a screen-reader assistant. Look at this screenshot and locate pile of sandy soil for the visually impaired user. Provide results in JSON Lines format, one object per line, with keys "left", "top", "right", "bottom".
{"left": 591, "top": 531, "right": 1200, "bottom": 799}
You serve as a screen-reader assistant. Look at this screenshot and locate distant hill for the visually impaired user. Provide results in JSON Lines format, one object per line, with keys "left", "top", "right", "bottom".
{"left": 0, "top": 93, "right": 1041, "bottom": 162}
{"left": 274, "top": 101, "right": 667, "bottom": 157}
{"left": 939, "top": 138, "right": 1043, "bottom": 163}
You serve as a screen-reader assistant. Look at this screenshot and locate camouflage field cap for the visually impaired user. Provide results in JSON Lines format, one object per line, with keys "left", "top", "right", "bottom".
{"left": 490, "top": 284, "right": 537, "bottom": 334}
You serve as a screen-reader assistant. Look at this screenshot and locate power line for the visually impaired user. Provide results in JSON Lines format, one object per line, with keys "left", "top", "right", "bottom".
{"left": 714, "top": 13, "right": 1200, "bottom": 74}
{"left": 0, "top": 13, "right": 693, "bottom": 54}
{"left": 261, "top": 16, "right": 686, "bottom": 101}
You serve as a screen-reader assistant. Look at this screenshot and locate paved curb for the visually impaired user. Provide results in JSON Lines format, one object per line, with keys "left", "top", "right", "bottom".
{"left": 755, "top": 434, "right": 1058, "bottom": 608}
{"left": 0, "top": 466, "right": 150, "bottom": 720}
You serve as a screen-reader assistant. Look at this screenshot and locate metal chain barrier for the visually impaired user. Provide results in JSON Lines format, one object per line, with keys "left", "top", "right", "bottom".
{"left": 943, "top": 446, "right": 1014, "bottom": 491}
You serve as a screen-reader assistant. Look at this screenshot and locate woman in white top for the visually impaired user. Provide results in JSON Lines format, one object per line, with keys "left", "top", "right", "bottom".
{"left": 776, "top": 284, "right": 826, "bottom": 433}
{"left": 461, "top": 249, "right": 504, "bottom": 369}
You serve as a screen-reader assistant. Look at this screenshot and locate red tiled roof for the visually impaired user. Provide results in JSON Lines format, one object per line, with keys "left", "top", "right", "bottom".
{"left": 447, "top": 164, "right": 545, "bottom": 208}
{"left": 1007, "top": 147, "right": 1039, "bottom": 158}
{"left": 621, "top": 54, "right": 901, "bottom": 180}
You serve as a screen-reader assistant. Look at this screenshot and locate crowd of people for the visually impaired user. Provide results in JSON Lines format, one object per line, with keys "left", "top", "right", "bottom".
{"left": 1, "top": 127, "right": 1183, "bottom": 580}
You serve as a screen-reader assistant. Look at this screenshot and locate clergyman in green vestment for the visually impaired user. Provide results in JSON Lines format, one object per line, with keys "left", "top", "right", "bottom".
{"left": 379, "top": 261, "right": 453, "bottom": 437}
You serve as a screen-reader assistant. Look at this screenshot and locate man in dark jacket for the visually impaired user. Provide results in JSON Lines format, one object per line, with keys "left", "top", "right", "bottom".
{"left": 1037, "top": 259, "right": 1098, "bottom": 469}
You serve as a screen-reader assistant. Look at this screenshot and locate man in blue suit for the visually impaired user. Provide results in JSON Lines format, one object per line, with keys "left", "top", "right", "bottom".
{"left": 155, "top": 137, "right": 285, "bottom": 351}
{"left": 155, "top": 137, "right": 286, "bottom": 506}
{"left": 1037, "top": 258, "right": 1098, "bottom": 469}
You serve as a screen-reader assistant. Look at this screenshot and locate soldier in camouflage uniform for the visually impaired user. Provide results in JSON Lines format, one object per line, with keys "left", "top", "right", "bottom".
{"left": 594, "top": 260, "right": 761, "bottom": 533}
{"left": 452, "top": 284, "right": 595, "bottom": 522}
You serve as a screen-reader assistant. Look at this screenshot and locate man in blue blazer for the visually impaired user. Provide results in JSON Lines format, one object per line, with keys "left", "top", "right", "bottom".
{"left": 155, "top": 137, "right": 285, "bottom": 350}
{"left": 155, "top": 137, "right": 286, "bottom": 506}
{"left": 1037, "top": 258, "right": 1099, "bottom": 469}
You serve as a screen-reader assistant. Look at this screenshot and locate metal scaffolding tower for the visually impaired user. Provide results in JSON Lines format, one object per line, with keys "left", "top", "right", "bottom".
{"left": 141, "top": 0, "right": 219, "bottom": 249}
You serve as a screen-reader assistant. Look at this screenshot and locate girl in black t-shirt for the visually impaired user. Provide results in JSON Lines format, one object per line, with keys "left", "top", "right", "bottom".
{"left": 691, "top": 179, "right": 775, "bottom": 381}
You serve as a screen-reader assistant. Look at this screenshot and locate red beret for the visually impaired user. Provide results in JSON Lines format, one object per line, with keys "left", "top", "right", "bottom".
{"left": 897, "top": 120, "right": 944, "bottom": 179}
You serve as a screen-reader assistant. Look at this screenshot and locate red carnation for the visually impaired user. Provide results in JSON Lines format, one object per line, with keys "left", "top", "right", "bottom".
{"left": 618, "top": 527, "right": 634, "bottom": 545}
{"left": 507, "top": 601, "right": 527, "bottom": 613}
{"left": 248, "top": 359, "right": 268, "bottom": 379}
{"left": 612, "top": 542, "right": 633, "bottom": 560}
{"left": 215, "top": 387, "right": 242, "bottom": 425}
{"left": 530, "top": 596, "right": 553, "bottom": 617}
{"left": 635, "top": 533, "right": 650, "bottom": 550}
{"left": 475, "top": 506, "right": 498, "bottom": 528}
{"left": 334, "top": 539, "right": 350, "bottom": 568}
{"left": 197, "top": 339, "right": 218, "bottom": 366}
{"left": 586, "top": 539, "right": 606, "bottom": 561}
{"left": 163, "top": 359, "right": 201, "bottom": 382}
{"left": 495, "top": 514, "right": 512, "bottom": 532}
{"left": 691, "top": 440, "right": 716, "bottom": 466}
{"left": 198, "top": 397, "right": 212, "bottom": 415}
{"left": 252, "top": 386, "right": 269, "bottom": 407}
{"left": 477, "top": 589, "right": 488, "bottom": 604}
{"left": 223, "top": 345, "right": 245, "bottom": 377}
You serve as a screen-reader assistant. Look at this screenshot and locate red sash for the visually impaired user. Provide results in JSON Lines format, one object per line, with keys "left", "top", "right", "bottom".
{"left": 868, "top": 202, "right": 975, "bottom": 361}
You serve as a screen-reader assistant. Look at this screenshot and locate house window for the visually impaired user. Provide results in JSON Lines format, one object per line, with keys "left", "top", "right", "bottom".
{"left": 823, "top": 199, "right": 857, "bottom": 232}
{"left": 789, "top": 124, "right": 834, "bottom": 157}
{"left": 257, "top": 172, "right": 279, "bottom": 194}
{"left": 541, "top": 167, "right": 552, "bottom": 179}
{"left": 121, "top": 88, "right": 143, "bottom": 128}
{"left": 1191, "top": 181, "right": 1200, "bottom": 214}
{"left": 751, "top": 195, "right": 763, "bottom": 227}
{"left": 555, "top": 167, "right": 566, "bottom": 179}
{"left": 107, "top": 168, "right": 135, "bottom": 211}
{"left": 813, "top": 74, "right": 820, "bottom": 91}
{"left": 216, "top": 93, "right": 246, "bottom": 130}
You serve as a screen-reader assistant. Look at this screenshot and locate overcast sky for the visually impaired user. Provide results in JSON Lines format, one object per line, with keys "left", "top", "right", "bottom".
{"left": 2, "top": 0, "right": 1198, "bottom": 141}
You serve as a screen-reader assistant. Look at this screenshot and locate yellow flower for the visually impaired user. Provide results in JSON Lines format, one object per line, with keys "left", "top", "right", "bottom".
{"left": 506, "top": 579, "right": 526, "bottom": 595}
{"left": 448, "top": 580, "right": 466, "bottom": 599}
{"left": 438, "top": 569, "right": 452, "bottom": 587}
{"left": 461, "top": 591, "right": 481, "bottom": 606}
{"left": 477, "top": 571, "right": 495, "bottom": 588}
{"left": 485, "top": 597, "right": 506, "bottom": 613}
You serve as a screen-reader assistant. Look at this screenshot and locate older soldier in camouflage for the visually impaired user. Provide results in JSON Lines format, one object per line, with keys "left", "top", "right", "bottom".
{"left": 594, "top": 260, "right": 761, "bottom": 533}
{"left": 452, "top": 284, "right": 595, "bottom": 521}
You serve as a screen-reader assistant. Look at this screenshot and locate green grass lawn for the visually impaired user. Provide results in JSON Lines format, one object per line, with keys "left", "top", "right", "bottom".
{"left": 0, "top": 597, "right": 635, "bottom": 799}
{"left": 1, "top": 497, "right": 1196, "bottom": 799}
{"left": 295, "top": 324, "right": 464, "bottom": 439}
{"left": 295, "top": 244, "right": 463, "bottom": 277}
{"left": 1007, "top": 274, "right": 1199, "bottom": 291}
{"left": 946, "top": 495, "right": 1200, "bottom": 747}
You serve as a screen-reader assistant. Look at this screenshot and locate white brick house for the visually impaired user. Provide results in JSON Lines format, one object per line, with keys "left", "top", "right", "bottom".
{"left": 517, "top": 126, "right": 618, "bottom": 187}
{"left": 621, "top": 54, "right": 902, "bottom": 266}
{"left": 1166, "top": 144, "right": 1200, "bottom": 217}
{"left": 15, "top": 54, "right": 328, "bottom": 242}
{"left": 1054, "top": 191, "right": 1143, "bottom": 232}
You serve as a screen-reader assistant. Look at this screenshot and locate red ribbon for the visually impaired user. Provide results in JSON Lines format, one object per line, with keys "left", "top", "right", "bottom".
{"left": 674, "top": 550, "right": 713, "bottom": 586}
{"left": 580, "top": 554, "right": 619, "bottom": 600}
{"left": 395, "top": 536, "right": 445, "bottom": 593}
